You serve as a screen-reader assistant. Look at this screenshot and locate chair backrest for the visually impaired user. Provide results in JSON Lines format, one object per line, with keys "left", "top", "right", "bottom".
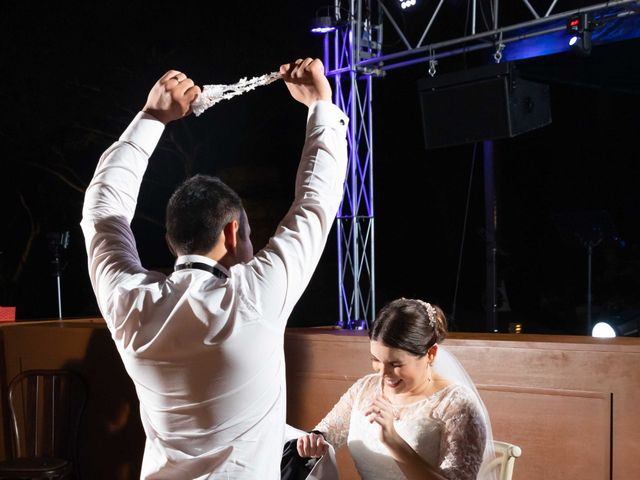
{"left": 7, "top": 369, "right": 86, "bottom": 461}
{"left": 478, "top": 440, "right": 522, "bottom": 480}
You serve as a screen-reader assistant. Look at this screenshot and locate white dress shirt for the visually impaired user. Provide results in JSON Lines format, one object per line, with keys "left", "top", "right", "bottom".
{"left": 81, "top": 101, "right": 348, "bottom": 479}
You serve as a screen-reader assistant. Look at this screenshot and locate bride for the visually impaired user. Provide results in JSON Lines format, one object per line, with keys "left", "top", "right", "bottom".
{"left": 295, "top": 298, "right": 495, "bottom": 480}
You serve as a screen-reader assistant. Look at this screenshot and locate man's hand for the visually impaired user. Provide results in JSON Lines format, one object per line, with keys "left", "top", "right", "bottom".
{"left": 279, "top": 58, "right": 332, "bottom": 107}
{"left": 142, "top": 70, "right": 202, "bottom": 124}
{"left": 296, "top": 432, "right": 329, "bottom": 458}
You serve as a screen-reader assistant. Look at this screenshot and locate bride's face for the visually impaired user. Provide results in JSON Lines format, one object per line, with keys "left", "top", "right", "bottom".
{"left": 370, "top": 340, "right": 431, "bottom": 395}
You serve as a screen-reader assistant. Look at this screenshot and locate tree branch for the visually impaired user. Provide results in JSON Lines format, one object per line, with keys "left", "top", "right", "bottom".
{"left": 12, "top": 192, "right": 40, "bottom": 283}
{"left": 27, "top": 162, "right": 86, "bottom": 193}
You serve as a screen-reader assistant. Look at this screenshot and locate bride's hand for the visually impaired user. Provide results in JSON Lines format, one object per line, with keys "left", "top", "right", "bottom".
{"left": 364, "top": 395, "right": 400, "bottom": 446}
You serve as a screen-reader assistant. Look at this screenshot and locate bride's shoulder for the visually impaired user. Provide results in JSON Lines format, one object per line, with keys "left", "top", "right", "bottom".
{"left": 345, "top": 373, "right": 380, "bottom": 397}
{"left": 439, "top": 382, "right": 477, "bottom": 401}
{"left": 435, "top": 383, "right": 485, "bottom": 415}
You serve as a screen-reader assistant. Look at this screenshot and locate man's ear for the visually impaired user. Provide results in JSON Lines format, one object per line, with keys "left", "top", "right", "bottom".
{"left": 165, "top": 233, "right": 177, "bottom": 257}
{"left": 223, "top": 220, "right": 239, "bottom": 253}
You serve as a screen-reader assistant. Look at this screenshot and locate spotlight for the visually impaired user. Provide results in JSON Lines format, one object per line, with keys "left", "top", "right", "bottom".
{"left": 310, "top": 6, "right": 345, "bottom": 34}
{"left": 400, "top": 0, "right": 418, "bottom": 9}
{"left": 567, "top": 13, "right": 593, "bottom": 56}
{"left": 311, "top": 16, "right": 337, "bottom": 34}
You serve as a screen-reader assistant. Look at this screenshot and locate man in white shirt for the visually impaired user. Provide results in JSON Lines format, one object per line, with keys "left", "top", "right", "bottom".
{"left": 81, "top": 58, "right": 348, "bottom": 479}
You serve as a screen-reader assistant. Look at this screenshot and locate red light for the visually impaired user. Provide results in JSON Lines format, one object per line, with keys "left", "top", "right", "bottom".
{"left": 569, "top": 19, "right": 580, "bottom": 28}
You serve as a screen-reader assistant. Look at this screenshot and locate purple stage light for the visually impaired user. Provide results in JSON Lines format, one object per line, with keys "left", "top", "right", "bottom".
{"left": 311, "top": 26, "right": 336, "bottom": 34}
{"left": 310, "top": 15, "right": 338, "bottom": 35}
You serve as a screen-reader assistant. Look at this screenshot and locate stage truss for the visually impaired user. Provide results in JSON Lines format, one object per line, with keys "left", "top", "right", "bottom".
{"left": 321, "top": 0, "right": 640, "bottom": 329}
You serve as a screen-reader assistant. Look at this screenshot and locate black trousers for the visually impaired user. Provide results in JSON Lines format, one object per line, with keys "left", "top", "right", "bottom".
{"left": 281, "top": 438, "right": 313, "bottom": 480}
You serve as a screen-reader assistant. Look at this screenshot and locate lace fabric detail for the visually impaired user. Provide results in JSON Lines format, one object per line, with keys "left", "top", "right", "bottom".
{"left": 313, "top": 376, "right": 368, "bottom": 450}
{"left": 191, "top": 72, "right": 282, "bottom": 116}
{"left": 314, "top": 373, "right": 487, "bottom": 480}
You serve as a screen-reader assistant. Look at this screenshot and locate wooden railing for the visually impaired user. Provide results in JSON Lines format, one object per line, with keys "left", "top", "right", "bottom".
{"left": 1, "top": 320, "right": 639, "bottom": 479}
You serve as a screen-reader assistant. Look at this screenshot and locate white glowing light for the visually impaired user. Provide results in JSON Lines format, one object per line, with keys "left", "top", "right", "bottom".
{"left": 592, "top": 321, "right": 616, "bottom": 338}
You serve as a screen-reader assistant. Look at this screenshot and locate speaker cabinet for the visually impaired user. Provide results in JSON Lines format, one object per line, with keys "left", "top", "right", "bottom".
{"left": 417, "top": 62, "right": 552, "bottom": 149}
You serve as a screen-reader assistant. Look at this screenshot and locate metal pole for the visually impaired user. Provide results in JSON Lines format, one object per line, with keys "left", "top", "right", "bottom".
{"left": 351, "top": 1, "right": 361, "bottom": 326}
{"left": 587, "top": 243, "right": 593, "bottom": 334}
{"left": 55, "top": 264, "right": 63, "bottom": 320}
{"left": 483, "top": 140, "right": 498, "bottom": 332}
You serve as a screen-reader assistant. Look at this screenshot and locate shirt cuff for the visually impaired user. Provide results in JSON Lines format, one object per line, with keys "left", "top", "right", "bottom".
{"left": 307, "top": 100, "right": 349, "bottom": 131}
{"left": 310, "top": 430, "right": 326, "bottom": 440}
{"left": 119, "top": 111, "right": 166, "bottom": 157}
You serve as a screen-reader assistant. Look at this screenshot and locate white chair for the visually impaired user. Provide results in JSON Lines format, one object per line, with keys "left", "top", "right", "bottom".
{"left": 478, "top": 440, "right": 522, "bottom": 480}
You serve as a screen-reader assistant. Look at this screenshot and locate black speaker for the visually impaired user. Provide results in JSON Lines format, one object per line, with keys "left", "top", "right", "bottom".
{"left": 417, "top": 62, "right": 552, "bottom": 149}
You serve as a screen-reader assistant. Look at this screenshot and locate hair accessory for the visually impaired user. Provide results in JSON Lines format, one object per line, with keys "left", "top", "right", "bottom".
{"left": 414, "top": 299, "right": 437, "bottom": 328}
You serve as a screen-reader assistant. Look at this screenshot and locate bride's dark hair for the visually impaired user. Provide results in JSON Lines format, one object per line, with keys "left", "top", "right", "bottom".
{"left": 369, "top": 298, "right": 447, "bottom": 357}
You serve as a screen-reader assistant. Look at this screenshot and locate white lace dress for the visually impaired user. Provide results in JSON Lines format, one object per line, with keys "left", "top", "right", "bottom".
{"left": 314, "top": 373, "right": 487, "bottom": 480}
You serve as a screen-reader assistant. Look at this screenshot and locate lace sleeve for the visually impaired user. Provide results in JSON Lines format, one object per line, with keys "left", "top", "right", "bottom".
{"left": 313, "top": 376, "right": 369, "bottom": 450}
{"left": 437, "top": 386, "right": 487, "bottom": 480}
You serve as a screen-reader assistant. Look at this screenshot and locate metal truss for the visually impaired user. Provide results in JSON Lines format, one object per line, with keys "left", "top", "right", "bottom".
{"left": 354, "top": 0, "right": 640, "bottom": 72}
{"left": 326, "top": 14, "right": 377, "bottom": 330}
{"left": 322, "top": 0, "right": 639, "bottom": 329}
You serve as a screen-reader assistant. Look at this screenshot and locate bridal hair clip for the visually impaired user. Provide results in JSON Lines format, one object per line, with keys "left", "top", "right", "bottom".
{"left": 414, "top": 299, "right": 437, "bottom": 328}
{"left": 191, "top": 71, "right": 283, "bottom": 117}
{"left": 399, "top": 297, "right": 437, "bottom": 328}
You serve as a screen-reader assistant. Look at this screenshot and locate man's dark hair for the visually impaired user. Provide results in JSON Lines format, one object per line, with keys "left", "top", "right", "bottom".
{"left": 165, "top": 174, "right": 243, "bottom": 255}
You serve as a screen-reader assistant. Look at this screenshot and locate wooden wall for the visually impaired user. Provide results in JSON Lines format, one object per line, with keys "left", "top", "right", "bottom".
{"left": 284, "top": 327, "right": 640, "bottom": 480}
{"left": 0, "top": 320, "right": 145, "bottom": 479}
{"left": 1, "top": 320, "right": 639, "bottom": 480}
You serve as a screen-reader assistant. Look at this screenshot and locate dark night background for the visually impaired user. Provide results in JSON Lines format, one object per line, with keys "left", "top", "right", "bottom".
{"left": 1, "top": 1, "right": 639, "bottom": 335}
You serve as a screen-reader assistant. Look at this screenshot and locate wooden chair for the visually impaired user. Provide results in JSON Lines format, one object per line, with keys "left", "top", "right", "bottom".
{"left": 0, "top": 369, "right": 86, "bottom": 479}
{"left": 479, "top": 440, "right": 522, "bottom": 480}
